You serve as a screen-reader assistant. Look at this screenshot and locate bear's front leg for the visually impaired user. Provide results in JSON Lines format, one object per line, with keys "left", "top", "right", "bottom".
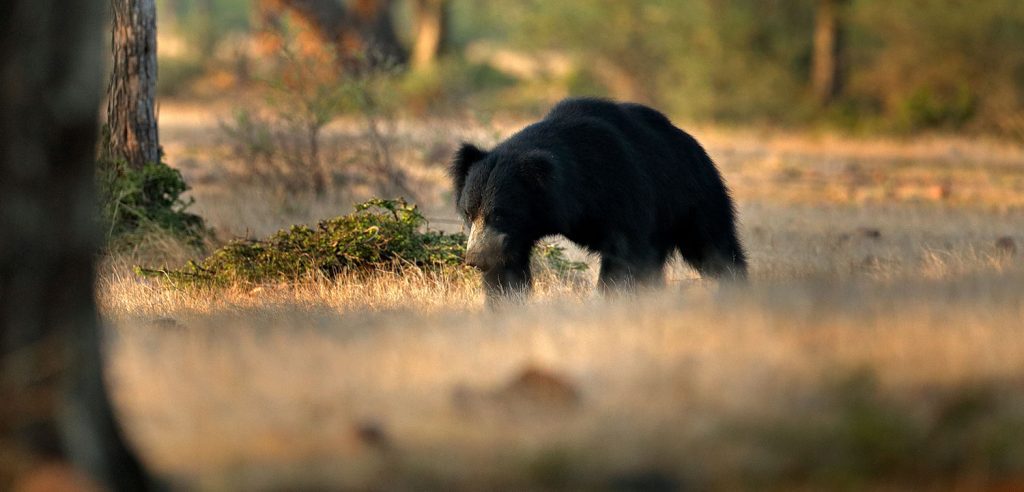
{"left": 481, "top": 261, "right": 532, "bottom": 307}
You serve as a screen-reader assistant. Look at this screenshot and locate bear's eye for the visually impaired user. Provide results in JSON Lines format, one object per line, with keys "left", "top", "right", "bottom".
{"left": 488, "top": 211, "right": 507, "bottom": 225}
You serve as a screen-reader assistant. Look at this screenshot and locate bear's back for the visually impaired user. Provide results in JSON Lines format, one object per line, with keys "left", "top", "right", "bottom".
{"left": 545, "top": 97, "right": 623, "bottom": 121}
{"left": 545, "top": 98, "right": 685, "bottom": 151}
{"left": 541, "top": 98, "right": 723, "bottom": 211}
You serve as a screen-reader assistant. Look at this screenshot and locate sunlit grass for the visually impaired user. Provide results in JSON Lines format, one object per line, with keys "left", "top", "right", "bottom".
{"left": 101, "top": 107, "right": 1024, "bottom": 488}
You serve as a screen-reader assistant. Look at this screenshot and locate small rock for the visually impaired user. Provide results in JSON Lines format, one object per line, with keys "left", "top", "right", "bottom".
{"left": 352, "top": 421, "right": 390, "bottom": 450}
{"left": 996, "top": 236, "right": 1017, "bottom": 256}
{"left": 495, "top": 365, "right": 580, "bottom": 408}
{"left": 149, "top": 317, "right": 183, "bottom": 330}
{"left": 935, "top": 182, "right": 953, "bottom": 201}
{"left": 856, "top": 227, "right": 882, "bottom": 239}
{"left": 453, "top": 366, "right": 582, "bottom": 418}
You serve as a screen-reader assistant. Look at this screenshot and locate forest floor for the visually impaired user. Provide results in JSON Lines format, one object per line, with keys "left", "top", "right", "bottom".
{"left": 101, "top": 104, "right": 1024, "bottom": 489}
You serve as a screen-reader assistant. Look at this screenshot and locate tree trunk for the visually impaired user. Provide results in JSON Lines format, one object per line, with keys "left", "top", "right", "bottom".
{"left": 346, "top": 0, "right": 406, "bottom": 66}
{"left": 260, "top": 0, "right": 407, "bottom": 69}
{"left": 812, "top": 0, "right": 845, "bottom": 106}
{"left": 108, "top": 0, "right": 161, "bottom": 168}
{"left": 411, "top": 0, "right": 449, "bottom": 71}
{"left": 0, "top": 0, "right": 152, "bottom": 490}
{"left": 196, "top": 0, "right": 217, "bottom": 55}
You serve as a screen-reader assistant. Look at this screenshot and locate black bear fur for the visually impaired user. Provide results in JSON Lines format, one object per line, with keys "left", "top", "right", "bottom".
{"left": 451, "top": 98, "right": 746, "bottom": 302}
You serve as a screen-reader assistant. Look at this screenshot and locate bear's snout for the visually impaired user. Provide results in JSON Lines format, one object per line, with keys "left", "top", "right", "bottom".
{"left": 465, "top": 218, "right": 507, "bottom": 270}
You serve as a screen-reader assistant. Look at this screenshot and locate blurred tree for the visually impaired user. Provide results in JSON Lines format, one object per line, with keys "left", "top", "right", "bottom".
{"left": 0, "top": 0, "right": 152, "bottom": 489}
{"left": 812, "top": 0, "right": 846, "bottom": 106}
{"left": 847, "top": 0, "right": 1024, "bottom": 132}
{"left": 195, "top": 0, "right": 217, "bottom": 55}
{"left": 410, "top": 0, "right": 449, "bottom": 70}
{"left": 257, "top": 0, "right": 407, "bottom": 69}
{"left": 493, "top": 0, "right": 812, "bottom": 121}
{"left": 108, "top": 0, "right": 161, "bottom": 168}
{"left": 163, "top": 0, "right": 181, "bottom": 25}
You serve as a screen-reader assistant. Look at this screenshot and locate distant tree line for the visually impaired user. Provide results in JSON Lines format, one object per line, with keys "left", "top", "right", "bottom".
{"left": 157, "top": 0, "right": 1024, "bottom": 135}
{"left": 476, "top": 0, "right": 1024, "bottom": 133}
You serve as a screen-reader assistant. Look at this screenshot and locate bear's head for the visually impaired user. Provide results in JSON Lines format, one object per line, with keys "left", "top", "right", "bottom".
{"left": 449, "top": 142, "right": 557, "bottom": 299}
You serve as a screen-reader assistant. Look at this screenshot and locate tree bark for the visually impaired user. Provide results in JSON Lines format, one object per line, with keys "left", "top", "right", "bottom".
{"left": 812, "top": 0, "right": 845, "bottom": 106}
{"left": 0, "top": 0, "right": 152, "bottom": 490}
{"left": 108, "top": 0, "right": 161, "bottom": 168}
{"left": 411, "top": 0, "right": 449, "bottom": 71}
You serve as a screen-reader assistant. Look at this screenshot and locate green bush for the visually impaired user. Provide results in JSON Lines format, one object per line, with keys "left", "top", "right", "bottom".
{"left": 896, "top": 84, "right": 977, "bottom": 132}
{"left": 533, "top": 241, "right": 588, "bottom": 274}
{"left": 97, "top": 150, "right": 206, "bottom": 249}
{"left": 139, "top": 198, "right": 588, "bottom": 288}
{"left": 139, "top": 198, "right": 462, "bottom": 286}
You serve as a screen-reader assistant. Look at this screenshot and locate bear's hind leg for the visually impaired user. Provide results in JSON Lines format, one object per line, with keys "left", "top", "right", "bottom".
{"left": 677, "top": 217, "right": 747, "bottom": 281}
{"left": 597, "top": 242, "right": 668, "bottom": 293}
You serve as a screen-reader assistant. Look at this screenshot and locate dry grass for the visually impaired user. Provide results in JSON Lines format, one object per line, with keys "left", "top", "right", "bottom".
{"left": 101, "top": 105, "right": 1024, "bottom": 489}
{"left": 108, "top": 276, "right": 1024, "bottom": 489}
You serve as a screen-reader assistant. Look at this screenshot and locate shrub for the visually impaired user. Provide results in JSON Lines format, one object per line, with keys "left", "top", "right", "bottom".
{"left": 219, "top": 45, "right": 413, "bottom": 201}
{"left": 139, "top": 198, "right": 587, "bottom": 288}
{"left": 532, "top": 241, "right": 588, "bottom": 275}
{"left": 97, "top": 149, "right": 206, "bottom": 249}
{"left": 138, "top": 198, "right": 463, "bottom": 287}
{"left": 895, "top": 84, "right": 977, "bottom": 132}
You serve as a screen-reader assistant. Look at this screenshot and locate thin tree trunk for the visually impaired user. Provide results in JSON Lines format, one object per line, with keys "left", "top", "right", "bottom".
{"left": 0, "top": 0, "right": 152, "bottom": 490}
{"left": 347, "top": 0, "right": 406, "bottom": 66}
{"left": 411, "top": 0, "right": 448, "bottom": 71}
{"left": 196, "top": 0, "right": 217, "bottom": 55}
{"left": 812, "top": 0, "right": 845, "bottom": 106}
{"left": 260, "top": 0, "right": 407, "bottom": 69}
{"left": 108, "top": 0, "right": 161, "bottom": 168}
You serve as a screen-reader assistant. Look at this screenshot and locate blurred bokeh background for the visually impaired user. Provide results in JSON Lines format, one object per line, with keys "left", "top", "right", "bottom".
{"left": 155, "top": 0, "right": 1024, "bottom": 137}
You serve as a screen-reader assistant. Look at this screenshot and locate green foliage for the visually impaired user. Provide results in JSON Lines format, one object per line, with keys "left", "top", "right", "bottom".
{"left": 139, "top": 198, "right": 588, "bottom": 288}
{"left": 398, "top": 60, "right": 517, "bottom": 116}
{"left": 747, "top": 369, "right": 1024, "bottom": 487}
{"left": 139, "top": 198, "right": 463, "bottom": 286}
{"left": 895, "top": 84, "right": 977, "bottom": 132}
{"left": 461, "top": 0, "right": 815, "bottom": 125}
{"left": 97, "top": 148, "right": 206, "bottom": 249}
{"left": 155, "top": 0, "right": 1024, "bottom": 136}
{"left": 848, "top": 0, "right": 1024, "bottom": 133}
{"left": 454, "top": 0, "right": 1024, "bottom": 134}
{"left": 532, "top": 241, "right": 588, "bottom": 275}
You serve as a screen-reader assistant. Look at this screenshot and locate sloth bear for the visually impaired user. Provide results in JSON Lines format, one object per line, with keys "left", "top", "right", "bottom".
{"left": 450, "top": 98, "right": 746, "bottom": 302}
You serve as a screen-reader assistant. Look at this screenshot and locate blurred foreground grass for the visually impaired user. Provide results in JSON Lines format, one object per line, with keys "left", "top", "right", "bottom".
{"left": 107, "top": 275, "right": 1024, "bottom": 489}
{"left": 100, "top": 108, "right": 1024, "bottom": 488}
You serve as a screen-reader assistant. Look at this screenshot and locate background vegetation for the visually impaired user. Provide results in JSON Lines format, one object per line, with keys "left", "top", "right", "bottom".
{"left": 158, "top": 0, "right": 1024, "bottom": 137}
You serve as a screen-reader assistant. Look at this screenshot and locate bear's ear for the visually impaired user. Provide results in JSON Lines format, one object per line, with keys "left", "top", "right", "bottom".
{"left": 519, "top": 150, "right": 555, "bottom": 189}
{"left": 450, "top": 143, "right": 488, "bottom": 198}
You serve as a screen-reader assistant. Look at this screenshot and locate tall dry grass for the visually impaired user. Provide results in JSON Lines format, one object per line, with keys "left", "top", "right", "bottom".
{"left": 100, "top": 105, "right": 1024, "bottom": 488}
{"left": 109, "top": 275, "right": 1024, "bottom": 489}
